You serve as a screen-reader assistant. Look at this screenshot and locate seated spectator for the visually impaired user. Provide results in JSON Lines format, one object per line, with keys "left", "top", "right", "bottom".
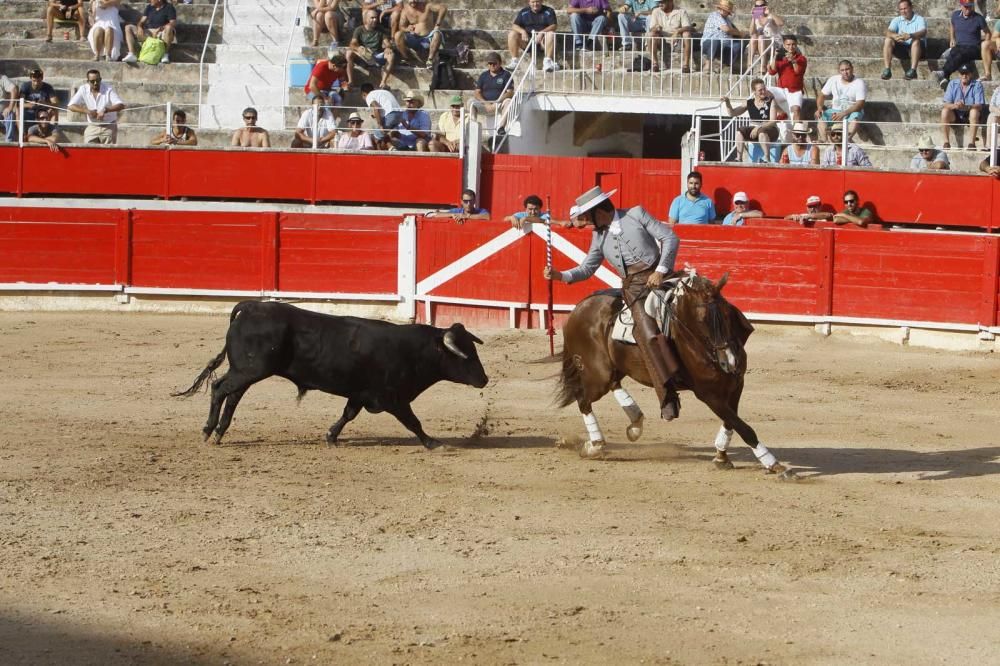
{"left": 940, "top": 63, "right": 985, "bottom": 149}
{"left": 506, "top": 194, "right": 551, "bottom": 229}
{"left": 833, "top": 190, "right": 874, "bottom": 227}
{"left": 89, "top": 0, "right": 123, "bottom": 61}
{"left": 785, "top": 195, "right": 833, "bottom": 223}
{"left": 882, "top": 0, "right": 926, "bottom": 81}
{"left": 0, "top": 74, "right": 16, "bottom": 143}
{"left": 394, "top": 0, "right": 446, "bottom": 65}
{"left": 46, "top": 0, "right": 86, "bottom": 41}
{"left": 700, "top": 0, "right": 747, "bottom": 73}
{"left": 306, "top": 48, "right": 348, "bottom": 102}
{"left": 122, "top": 0, "right": 176, "bottom": 65}
{"left": 470, "top": 52, "right": 513, "bottom": 133}
{"left": 934, "top": 1, "right": 989, "bottom": 90}
{"left": 20, "top": 68, "right": 60, "bottom": 135}
{"left": 311, "top": 0, "right": 343, "bottom": 48}
{"left": 365, "top": 0, "right": 403, "bottom": 33}
{"left": 779, "top": 121, "right": 819, "bottom": 165}
{"left": 567, "top": 0, "right": 609, "bottom": 50}
{"left": 346, "top": 9, "right": 396, "bottom": 89}
{"left": 767, "top": 35, "right": 805, "bottom": 121}
{"left": 983, "top": 9, "right": 1000, "bottom": 81}
{"left": 25, "top": 108, "right": 68, "bottom": 152}
{"left": 746, "top": 0, "right": 784, "bottom": 75}
{"left": 150, "top": 108, "right": 198, "bottom": 145}
{"left": 722, "top": 78, "right": 778, "bottom": 163}
{"left": 389, "top": 91, "right": 431, "bottom": 150}
{"left": 647, "top": 0, "right": 692, "bottom": 73}
{"left": 668, "top": 171, "right": 716, "bottom": 224}
{"left": 980, "top": 149, "right": 1000, "bottom": 177}
{"left": 815, "top": 60, "right": 866, "bottom": 141}
{"left": 910, "top": 135, "right": 949, "bottom": 170}
{"left": 722, "top": 191, "right": 763, "bottom": 226}
{"left": 435, "top": 189, "right": 491, "bottom": 222}
{"left": 820, "top": 126, "right": 871, "bottom": 167}
{"left": 429, "top": 94, "right": 466, "bottom": 152}
{"left": 617, "top": 0, "right": 658, "bottom": 52}
{"left": 67, "top": 69, "right": 125, "bottom": 144}
{"left": 291, "top": 100, "right": 338, "bottom": 148}
{"left": 509, "top": 0, "right": 558, "bottom": 72}
{"left": 361, "top": 82, "right": 403, "bottom": 138}
{"left": 337, "top": 111, "right": 376, "bottom": 150}
{"left": 231, "top": 107, "right": 270, "bottom": 147}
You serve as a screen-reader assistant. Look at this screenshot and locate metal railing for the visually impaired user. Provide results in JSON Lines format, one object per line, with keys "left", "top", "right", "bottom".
{"left": 281, "top": 0, "right": 310, "bottom": 108}
{"left": 196, "top": 0, "right": 223, "bottom": 126}
{"left": 485, "top": 40, "right": 537, "bottom": 152}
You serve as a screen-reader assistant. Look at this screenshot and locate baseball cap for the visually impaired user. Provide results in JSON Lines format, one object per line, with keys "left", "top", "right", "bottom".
{"left": 732, "top": 191, "right": 748, "bottom": 204}
{"left": 806, "top": 195, "right": 821, "bottom": 206}
{"left": 449, "top": 94, "right": 463, "bottom": 106}
{"left": 957, "top": 63, "right": 973, "bottom": 74}
{"left": 485, "top": 51, "right": 501, "bottom": 64}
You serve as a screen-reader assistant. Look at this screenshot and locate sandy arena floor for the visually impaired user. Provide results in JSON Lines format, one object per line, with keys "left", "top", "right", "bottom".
{"left": 0, "top": 310, "right": 998, "bottom": 665}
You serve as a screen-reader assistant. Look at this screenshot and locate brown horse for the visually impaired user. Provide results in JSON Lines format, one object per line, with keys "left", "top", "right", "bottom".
{"left": 556, "top": 272, "right": 793, "bottom": 477}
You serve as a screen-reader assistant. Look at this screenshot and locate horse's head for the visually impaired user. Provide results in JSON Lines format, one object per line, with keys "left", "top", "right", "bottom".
{"left": 671, "top": 273, "right": 742, "bottom": 374}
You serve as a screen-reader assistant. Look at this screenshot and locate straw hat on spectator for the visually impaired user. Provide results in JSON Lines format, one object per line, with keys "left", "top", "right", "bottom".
{"left": 348, "top": 111, "right": 363, "bottom": 122}
{"left": 791, "top": 122, "right": 810, "bottom": 135}
{"left": 717, "top": 0, "right": 735, "bottom": 12}
{"left": 917, "top": 135, "right": 936, "bottom": 150}
{"left": 403, "top": 91, "right": 423, "bottom": 106}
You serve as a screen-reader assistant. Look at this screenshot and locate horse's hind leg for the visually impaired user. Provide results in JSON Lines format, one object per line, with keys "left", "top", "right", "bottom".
{"left": 612, "top": 383, "right": 644, "bottom": 442}
{"left": 578, "top": 404, "right": 607, "bottom": 459}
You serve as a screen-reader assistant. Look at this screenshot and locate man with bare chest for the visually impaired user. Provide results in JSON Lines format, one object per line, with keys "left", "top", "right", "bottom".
{"left": 230, "top": 107, "right": 271, "bottom": 148}
{"left": 394, "top": 0, "right": 446, "bottom": 64}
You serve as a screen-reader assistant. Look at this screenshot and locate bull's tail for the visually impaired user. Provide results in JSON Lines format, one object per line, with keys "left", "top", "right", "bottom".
{"left": 555, "top": 351, "right": 585, "bottom": 408}
{"left": 171, "top": 346, "right": 227, "bottom": 398}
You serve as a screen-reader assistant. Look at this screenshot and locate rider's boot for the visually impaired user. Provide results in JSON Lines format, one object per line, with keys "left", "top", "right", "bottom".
{"left": 631, "top": 305, "right": 681, "bottom": 420}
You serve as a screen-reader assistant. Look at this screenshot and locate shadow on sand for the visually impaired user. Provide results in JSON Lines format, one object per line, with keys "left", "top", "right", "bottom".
{"left": 218, "top": 435, "right": 554, "bottom": 450}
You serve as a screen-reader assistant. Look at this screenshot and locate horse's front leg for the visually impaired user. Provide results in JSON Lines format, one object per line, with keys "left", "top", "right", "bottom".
{"left": 612, "top": 385, "right": 644, "bottom": 442}
{"left": 578, "top": 405, "right": 606, "bottom": 459}
{"left": 712, "top": 424, "right": 735, "bottom": 469}
{"left": 698, "top": 392, "right": 794, "bottom": 479}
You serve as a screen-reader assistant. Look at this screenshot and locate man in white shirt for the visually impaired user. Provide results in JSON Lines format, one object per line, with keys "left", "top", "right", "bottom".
{"left": 291, "top": 98, "right": 339, "bottom": 148}
{"left": 360, "top": 82, "right": 402, "bottom": 141}
{"left": 1, "top": 74, "right": 18, "bottom": 142}
{"left": 67, "top": 69, "right": 126, "bottom": 144}
{"left": 815, "top": 59, "right": 866, "bottom": 141}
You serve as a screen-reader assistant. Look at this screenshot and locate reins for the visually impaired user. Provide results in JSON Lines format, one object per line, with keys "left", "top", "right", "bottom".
{"left": 667, "top": 280, "right": 740, "bottom": 374}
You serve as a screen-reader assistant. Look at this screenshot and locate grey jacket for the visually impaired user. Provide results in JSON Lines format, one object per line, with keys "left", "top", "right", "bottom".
{"left": 562, "top": 206, "right": 680, "bottom": 284}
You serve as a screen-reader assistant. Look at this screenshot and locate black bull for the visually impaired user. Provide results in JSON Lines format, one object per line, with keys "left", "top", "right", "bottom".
{"left": 173, "top": 301, "right": 489, "bottom": 448}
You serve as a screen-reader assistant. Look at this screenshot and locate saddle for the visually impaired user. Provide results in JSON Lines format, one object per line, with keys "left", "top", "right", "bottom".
{"left": 610, "top": 278, "right": 681, "bottom": 345}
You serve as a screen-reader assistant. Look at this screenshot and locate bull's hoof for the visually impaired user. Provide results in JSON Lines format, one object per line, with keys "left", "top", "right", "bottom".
{"left": 423, "top": 438, "right": 444, "bottom": 450}
{"left": 325, "top": 433, "right": 341, "bottom": 446}
{"left": 713, "top": 455, "right": 735, "bottom": 470}
{"left": 579, "top": 439, "right": 605, "bottom": 459}
{"left": 213, "top": 433, "right": 223, "bottom": 446}
{"left": 202, "top": 427, "right": 213, "bottom": 442}
{"left": 625, "top": 417, "right": 644, "bottom": 442}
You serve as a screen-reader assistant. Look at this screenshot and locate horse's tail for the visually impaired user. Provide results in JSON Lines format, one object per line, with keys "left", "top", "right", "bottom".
{"left": 555, "top": 350, "right": 585, "bottom": 408}
{"left": 172, "top": 346, "right": 227, "bottom": 398}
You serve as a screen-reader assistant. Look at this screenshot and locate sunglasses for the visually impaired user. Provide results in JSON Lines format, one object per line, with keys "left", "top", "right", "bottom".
{"left": 734, "top": 201, "right": 747, "bottom": 206}
{"left": 349, "top": 119, "right": 362, "bottom": 124}
{"left": 843, "top": 198, "right": 857, "bottom": 204}
{"left": 243, "top": 115, "right": 257, "bottom": 120}
{"left": 88, "top": 78, "right": 101, "bottom": 84}
{"left": 461, "top": 199, "right": 475, "bottom": 204}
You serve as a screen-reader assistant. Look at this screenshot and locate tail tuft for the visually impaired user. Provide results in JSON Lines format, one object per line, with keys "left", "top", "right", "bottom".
{"left": 554, "top": 352, "right": 585, "bottom": 408}
{"left": 171, "top": 348, "right": 227, "bottom": 398}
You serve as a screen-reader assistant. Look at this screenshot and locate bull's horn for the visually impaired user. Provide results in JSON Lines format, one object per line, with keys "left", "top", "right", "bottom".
{"left": 443, "top": 331, "right": 468, "bottom": 359}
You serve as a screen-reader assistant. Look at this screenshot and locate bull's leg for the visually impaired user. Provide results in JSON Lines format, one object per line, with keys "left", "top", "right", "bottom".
{"left": 214, "top": 387, "right": 249, "bottom": 444}
{"left": 612, "top": 385, "right": 644, "bottom": 442}
{"left": 326, "top": 398, "right": 362, "bottom": 446}
{"left": 202, "top": 372, "right": 230, "bottom": 440}
{"left": 696, "top": 390, "right": 793, "bottom": 478}
{"left": 387, "top": 404, "right": 441, "bottom": 449}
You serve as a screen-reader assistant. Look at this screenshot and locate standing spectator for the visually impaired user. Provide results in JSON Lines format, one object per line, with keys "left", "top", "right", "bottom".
{"left": 506, "top": 194, "right": 552, "bottom": 229}
{"left": 291, "top": 100, "right": 339, "bottom": 148}
{"left": 910, "top": 134, "right": 950, "bottom": 170}
{"left": 67, "top": 69, "right": 125, "bottom": 144}
{"left": 361, "top": 82, "right": 403, "bottom": 138}
{"left": 19, "top": 69, "right": 60, "bottom": 132}
{"left": 470, "top": 52, "right": 513, "bottom": 133}
{"left": 26, "top": 109, "right": 68, "bottom": 152}
{"left": 940, "top": 63, "right": 984, "bottom": 149}
{"left": 122, "top": 0, "right": 177, "bottom": 64}
{"left": 508, "top": 0, "right": 558, "bottom": 71}
{"left": 820, "top": 125, "right": 872, "bottom": 167}
{"left": 746, "top": 0, "right": 783, "bottom": 74}
{"left": 766, "top": 34, "right": 806, "bottom": 121}
{"left": 346, "top": 9, "right": 396, "bottom": 90}
{"left": 983, "top": 6, "right": 1000, "bottom": 80}
{"left": 785, "top": 195, "right": 833, "bottom": 223}
{"left": 882, "top": 0, "right": 926, "bottom": 81}
{"left": 305, "top": 48, "right": 348, "bottom": 102}
{"left": 668, "top": 171, "right": 716, "bottom": 224}
{"left": 394, "top": 0, "right": 446, "bottom": 66}
{"left": 150, "top": 108, "right": 198, "bottom": 145}
{"left": 46, "top": 0, "right": 86, "bottom": 42}
{"left": 429, "top": 94, "right": 466, "bottom": 152}
{"left": 779, "top": 121, "right": 819, "bottom": 165}
{"left": 567, "top": 0, "right": 609, "bottom": 50}
{"left": 700, "top": 0, "right": 747, "bottom": 73}
{"left": 1, "top": 74, "right": 20, "bottom": 142}
{"left": 230, "top": 106, "right": 270, "bottom": 147}
{"left": 934, "top": 0, "right": 989, "bottom": 91}
{"left": 337, "top": 112, "right": 376, "bottom": 150}
{"left": 722, "top": 191, "right": 763, "bottom": 226}
{"left": 647, "top": 0, "right": 692, "bottom": 73}
{"left": 310, "top": 0, "right": 343, "bottom": 47}
{"left": 617, "top": 0, "right": 658, "bottom": 52}
{"left": 88, "top": 0, "right": 123, "bottom": 62}
{"left": 815, "top": 60, "right": 866, "bottom": 141}
{"left": 834, "top": 190, "right": 874, "bottom": 227}
{"left": 721, "top": 78, "right": 778, "bottom": 163}
{"left": 389, "top": 91, "right": 431, "bottom": 150}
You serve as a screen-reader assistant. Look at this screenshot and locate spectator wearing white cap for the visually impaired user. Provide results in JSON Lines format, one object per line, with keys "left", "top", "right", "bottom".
{"left": 910, "top": 135, "right": 950, "bottom": 170}
{"left": 291, "top": 100, "right": 339, "bottom": 148}
{"left": 779, "top": 121, "right": 819, "bottom": 165}
{"left": 722, "top": 191, "right": 763, "bottom": 226}
{"left": 784, "top": 195, "right": 833, "bottom": 223}
{"left": 389, "top": 91, "right": 431, "bottom": 150}
{"left": 337, "top": 112, "right": 375, "bottom": 150}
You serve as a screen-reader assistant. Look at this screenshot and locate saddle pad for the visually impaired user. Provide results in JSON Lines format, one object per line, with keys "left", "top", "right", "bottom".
{"left": 610, "top": 286, "right": 675, "bottom": 345}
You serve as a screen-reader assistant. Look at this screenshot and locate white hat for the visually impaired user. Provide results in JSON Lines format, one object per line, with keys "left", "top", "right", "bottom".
{"left": 806, "top": 195, "right": 821, "bottom": 206}
{"left": 917, "top": 134, "right": 936, "bottom": 150}
{"left": 791, "top": 121, "right": 810, "bottom": 135}
{"left": 570, "top": 186, "right": 618, "bottom": 219}
{"left": 732, "top": 191, "right": 748, "bottom": 204}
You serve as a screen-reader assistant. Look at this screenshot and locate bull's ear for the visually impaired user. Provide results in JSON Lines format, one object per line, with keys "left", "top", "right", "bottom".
{"left": 716, "top": 272, "right": 729, "bottom": 292}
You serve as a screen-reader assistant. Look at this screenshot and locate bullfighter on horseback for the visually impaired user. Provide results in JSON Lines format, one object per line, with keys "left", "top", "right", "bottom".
{"left": 544, "top": 186, "right": 683, "bottom": 421}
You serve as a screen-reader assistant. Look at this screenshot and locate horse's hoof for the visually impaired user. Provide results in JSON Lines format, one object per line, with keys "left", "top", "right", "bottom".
{"left": 777, "top": 468, "right": 799, "bottom": 482}
{"left": 626, "top": 417, "right": 643, "bottom": 442}
{"left": 579, "top": 440, "right": 605, "bottom": 459}
{"left": 713, "top": 457, "right": 735, "bottom": 470}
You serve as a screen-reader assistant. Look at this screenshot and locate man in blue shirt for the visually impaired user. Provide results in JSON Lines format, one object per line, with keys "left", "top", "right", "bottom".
{"left": 439, "top": 189, "right": 491, "bottom": 222}
{"left": 668, "top": 171, "right": 716, "bottom": 224}
{"left": 721, "top": 191, "right": 764, "bottom": 226}
{"left": 882, "top": 0, "right": 927, "bottom": 80}
{"left": 617, "top": 0, "right": 659, "bottom": 50}
{"left": 940, "top": 63, "right": 985, "bottom": 149}
{"left": 506, "top": 194, "right": 552, "bottom": 229}
{"left": 934, "top": 0, "right": 990, "bottom": 90}
{"left": 472, "top": 52, "right": 514, "bottom": 133}
{"left": 391, "top": 91, "right": 432, "bottom": 150}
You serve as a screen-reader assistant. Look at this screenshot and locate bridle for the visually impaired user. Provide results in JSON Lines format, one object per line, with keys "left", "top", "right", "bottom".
{"left": 668, "top": 277, "right": 740, "bottom": 374}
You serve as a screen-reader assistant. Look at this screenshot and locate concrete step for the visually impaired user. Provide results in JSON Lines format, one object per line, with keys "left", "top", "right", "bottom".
{"left": 1, "top": 0, "right": 222, "bottom": 23}
{"left": 2, "top": 58, "right": 205, "bottom": 84}
{"left": 0, "top": 38, "right": 217, "bottom": 63}
{"left": 63, "top": 104, "right": 199, "bottom": 126}
{"left": 287, "top": 87, "right": 473, "bottom": 109}
{"left": 0, "top": 18, "right": 219, "bottom": 42}
{"left": 276, "top": 103, "right": 457, "bottom": 128}
{"left": 56, "top": 123, "right": 300, "bottom": 148}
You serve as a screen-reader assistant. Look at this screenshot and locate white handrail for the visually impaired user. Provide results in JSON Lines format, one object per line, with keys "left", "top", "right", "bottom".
{"left": 282, "top": 0, "right": 309, "bottom": 108}
{"left": 488, "top": 32, "right": 537, "bottom": 153}
{"left": 196, "top": 0, "right": 223, "bottom": 128}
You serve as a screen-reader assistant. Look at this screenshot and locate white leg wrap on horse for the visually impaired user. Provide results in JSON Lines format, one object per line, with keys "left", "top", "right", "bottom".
{"left": 714, "top": 426, "right": 733, "bottom": 452}
{"left": 583, "top": 412, "right": 604, "bottom": 442}
{"left": 753, "top": 443, "right": 778, "bottom": 469}
{"left": 613, "top": 388, "right": 636, "bottom": 408}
